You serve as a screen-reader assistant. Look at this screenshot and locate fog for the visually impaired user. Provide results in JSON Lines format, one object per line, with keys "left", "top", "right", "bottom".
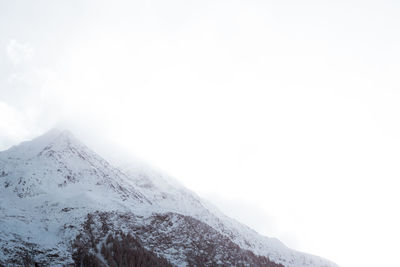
{"left": 1, "top": 1, "right": 400, "bottom": 266}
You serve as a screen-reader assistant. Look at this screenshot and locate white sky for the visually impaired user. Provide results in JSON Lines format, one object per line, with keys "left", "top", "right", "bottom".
{"left": 1, "top": 1, "right": 400, "bottom": 266}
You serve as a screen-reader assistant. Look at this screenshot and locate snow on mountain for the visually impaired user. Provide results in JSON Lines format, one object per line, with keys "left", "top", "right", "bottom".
{"left": 120, "top": 163, "right": 336, "bottom": 267}
{"left": 0, "top": 129, "right": 337, "bottom": 267}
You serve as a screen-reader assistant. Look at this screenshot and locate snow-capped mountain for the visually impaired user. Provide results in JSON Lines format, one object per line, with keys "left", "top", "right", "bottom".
{"left": 0, "top": 129, "right": 337, "bottom": 267}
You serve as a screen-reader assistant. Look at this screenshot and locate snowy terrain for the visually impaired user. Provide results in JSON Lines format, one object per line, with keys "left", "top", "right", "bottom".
{"left": 0, "top": 129, "right": 337, "bottom": 267}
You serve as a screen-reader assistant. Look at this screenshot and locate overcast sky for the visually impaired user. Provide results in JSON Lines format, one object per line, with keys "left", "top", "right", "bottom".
{"left": 1, "top": 1, "right": 400, "bottom": 266}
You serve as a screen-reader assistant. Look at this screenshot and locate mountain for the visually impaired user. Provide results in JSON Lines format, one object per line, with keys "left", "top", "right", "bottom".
{"left": 0, "top": 129, "right": 337, "bottom": 267}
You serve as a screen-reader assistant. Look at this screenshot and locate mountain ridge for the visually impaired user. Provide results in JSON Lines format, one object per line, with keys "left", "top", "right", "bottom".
{"left": 0, "top": 129, "right": 337, "bottom": 267}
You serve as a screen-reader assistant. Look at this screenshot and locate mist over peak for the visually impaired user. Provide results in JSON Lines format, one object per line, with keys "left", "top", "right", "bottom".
{"left": 2, "top": 1, "right": 400, "bottom": 266}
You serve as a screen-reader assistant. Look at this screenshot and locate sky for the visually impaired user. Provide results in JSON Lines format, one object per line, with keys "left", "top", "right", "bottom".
{"left": 1, "top": 1, "right": 400, "bottom": 266}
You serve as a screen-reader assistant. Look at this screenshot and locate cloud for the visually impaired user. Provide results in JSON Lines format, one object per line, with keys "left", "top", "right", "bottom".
{"left": 1, "top": 39, "right": 61, "bottom": 142}
{"left": 0, "top": 101, "right": 30, "bottom": 150}
{"left": 6, "top": 39, "right": 34, "bottom": 66}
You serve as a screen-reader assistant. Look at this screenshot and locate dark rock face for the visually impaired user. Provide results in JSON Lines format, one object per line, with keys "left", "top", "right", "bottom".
{"left": 70, "top": 211, "right": 284, "bottom": 267}
{"left": 0, "top": 239, "right": 70, "bottom": 267}
{"left": 73, "top": 230, "right": 172, "bottom": 267}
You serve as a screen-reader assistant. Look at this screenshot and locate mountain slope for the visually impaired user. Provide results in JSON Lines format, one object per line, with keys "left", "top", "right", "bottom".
{"left": 121, "top": 163, "right": 335, "bottom": 267}
{"left": 0, "top": 129, "right": 337, "bottom": 267}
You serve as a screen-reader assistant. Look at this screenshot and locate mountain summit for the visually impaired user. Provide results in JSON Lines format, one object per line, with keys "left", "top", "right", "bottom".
{"left": 0, "top": 130, "right": 337, "bottom": 267}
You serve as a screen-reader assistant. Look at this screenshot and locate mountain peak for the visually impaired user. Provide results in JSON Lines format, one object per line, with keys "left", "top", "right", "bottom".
{"left": 0, "top": 128, "right": 148, "bottom": 202}
{"left": 38, "top": 128, "right": 79, "bottom": 148}
{"left": 0, "top": 128, "right": 81, "bottom": 160}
